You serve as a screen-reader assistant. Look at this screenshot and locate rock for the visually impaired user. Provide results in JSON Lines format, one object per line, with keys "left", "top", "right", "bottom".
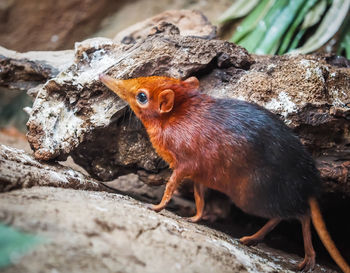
{"left": 0, "top": 186, "right": 336, "bottom": 273}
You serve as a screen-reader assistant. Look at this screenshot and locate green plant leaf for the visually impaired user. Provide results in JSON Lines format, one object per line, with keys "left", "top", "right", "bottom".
{"left": 301, "top": 0, "right": 327, "bottom": 29}
{"left": 218, "top": 0, "right": 259, "bottom": 23}
{"left": 230, "top": 0, "right": 275, "bottom": 43}
{"left": 278, "top": 0, "right": 318, "bottom": 55}
{"left": 288, "top": 28, "right": 306, "bottom": 52}
{"left": 337, "top": 14, "right": 350, "bottom": 58}
{"left": 343, "top": 32, "right": 350, "bottom": 59}
{"left": 255, "top": 0, "right": 305, "bottom": 55}
{"left": 0, "top": 224, "right": 42, "bottom": 269}
{"left": 238, "top": 0, "right": 288, "bottom": 52}
{"left": 291, "top": 0, "right": 350, "bottom": 54}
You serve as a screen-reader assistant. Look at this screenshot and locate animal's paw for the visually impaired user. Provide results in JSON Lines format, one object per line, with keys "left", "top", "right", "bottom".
{"left": 297, "top": 255, "right": 315, "bottom": 272}
{"left": 186, "top": 215, "right": 202, "bottom": 223}
{"left": 147, "top": 204, "right": 164, "bottom": 212}
{"left": 239, "top": 236, "right": 261, "bottom": 247}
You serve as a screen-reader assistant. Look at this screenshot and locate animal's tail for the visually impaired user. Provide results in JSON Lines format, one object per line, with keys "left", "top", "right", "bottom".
{"left": 309, "top": 197, "right": 350, "bottom": 273}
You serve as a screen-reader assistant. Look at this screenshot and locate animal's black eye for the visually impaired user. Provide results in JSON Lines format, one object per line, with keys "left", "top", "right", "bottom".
{"left": 136, "top": 92, "right": 148, "bottom": 104}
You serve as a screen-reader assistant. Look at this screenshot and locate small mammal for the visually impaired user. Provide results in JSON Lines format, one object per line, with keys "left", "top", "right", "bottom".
{"left": 100, "top": 74, "right": 350, "bottom": 272}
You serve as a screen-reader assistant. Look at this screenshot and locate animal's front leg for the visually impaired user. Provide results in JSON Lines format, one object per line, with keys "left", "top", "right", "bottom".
{"left": 151, "top": 169, "right": 184, "bottom": 212}
{"left": 188, "top": 183, "right": 205, "bottom": 223}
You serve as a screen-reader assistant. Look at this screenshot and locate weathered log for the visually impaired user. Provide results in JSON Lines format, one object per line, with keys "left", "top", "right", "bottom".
{"left": 0, "top": 186, "right": 336, "bottom": 273}
{"left": 0, "top": 46, "right": 74, "bottom": 90}
{"left": 25, "top": 23, "right": 252, "bottom": 163}
{"left": 0, "top": 144, "right": 112, "bottom": 193}
{"left": 0, "top": 11, "right": 349, "bottom": 196}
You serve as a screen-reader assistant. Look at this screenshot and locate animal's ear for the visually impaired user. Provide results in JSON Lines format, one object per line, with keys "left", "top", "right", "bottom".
{"left": 158, "top": 89, "right": 175, "bottom": 113}
{"left": 183, "top": 76, "right": 199, "bottom": 90}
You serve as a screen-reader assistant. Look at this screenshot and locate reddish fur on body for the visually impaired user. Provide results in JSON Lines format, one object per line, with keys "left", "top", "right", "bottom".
{"left": 147, "top": 95, "right": 251, "bottom": 208}
{"left": 105, "top": 76, "right": 252, "bottom": 209}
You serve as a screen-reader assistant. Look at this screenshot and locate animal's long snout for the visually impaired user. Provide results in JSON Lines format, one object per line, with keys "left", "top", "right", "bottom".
{"left": 99, "top": 74, "right": 127, "bottom": 100}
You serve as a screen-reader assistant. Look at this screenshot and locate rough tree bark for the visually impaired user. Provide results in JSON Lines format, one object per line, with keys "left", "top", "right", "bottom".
{"left": 0, "top": 144, "right": 112, "bottom": 193}
{"left": 0, "top": 46, "right": 74, "bottom": 90}
{"left": 0, "top": 10, "right": 349, "bottom": 197}
{"left": 0, "top": 186, "right": 336, "bottom": 273}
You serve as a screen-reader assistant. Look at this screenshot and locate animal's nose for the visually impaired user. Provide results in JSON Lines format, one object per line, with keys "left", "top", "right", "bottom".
{"left": 99, "top": 73, "right": 107, "bottom": 81}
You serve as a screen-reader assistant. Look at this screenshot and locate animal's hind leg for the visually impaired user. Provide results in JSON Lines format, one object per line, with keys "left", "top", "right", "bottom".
{"left": 240, "top": 218, "right": 281, "bottom": 246}
{"left": 298, "top": 214, "right": 316, "bottom": 271}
